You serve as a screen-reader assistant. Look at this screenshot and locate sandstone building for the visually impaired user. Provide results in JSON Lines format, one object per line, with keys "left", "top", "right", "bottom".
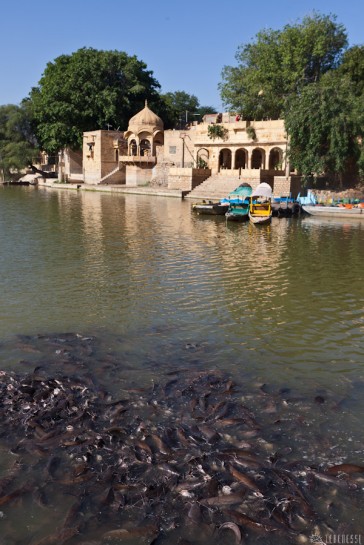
{"left": 58, "top": 102, "right": 301, "bottom": 198}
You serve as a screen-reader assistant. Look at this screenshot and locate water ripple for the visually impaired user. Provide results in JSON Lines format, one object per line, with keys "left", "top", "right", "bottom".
{"left": 0, "top": 189, "right": 363, "bottom": 383}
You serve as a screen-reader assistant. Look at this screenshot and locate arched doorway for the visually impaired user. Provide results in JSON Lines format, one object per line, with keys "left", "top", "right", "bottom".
{"left": 140, "top": 139, "right": 151, "bottom": 157}
{"left": 197, "top": 148, "right": 209, "bottom": 168}
{"left": 130, "top": 139, "right": 137, "bottom": 156}
{"left": 235, "top": 148, "right": 247, "bottom": 169}
{"left": 219, "top": 149, "right": 232, "bottom": 170}
{"left": 153, "top": 132, "right": 164, "bottom": 156}
{"left": 251, "top": 148, "right": 265, "bottom": 169}
{"left": 269, "top": 147, "right": 283, "bottom": 170}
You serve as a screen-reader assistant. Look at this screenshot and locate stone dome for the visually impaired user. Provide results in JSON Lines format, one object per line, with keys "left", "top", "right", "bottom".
{"left": 127, "top": 100, "right": 164, "bottom": 134}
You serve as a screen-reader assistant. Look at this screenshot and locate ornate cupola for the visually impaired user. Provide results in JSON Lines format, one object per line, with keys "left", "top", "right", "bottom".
{"left": 124, "top": 100, "right": 164, "bottom": 160}
{"left": 125, "top": 100, "right": 163, "bottom": 137}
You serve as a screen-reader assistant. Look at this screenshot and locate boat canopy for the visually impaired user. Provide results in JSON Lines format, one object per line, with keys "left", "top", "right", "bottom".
{"left": 251, "top": 182, "right": 272, "bottom": 198}
{"left": 228, "top": 183, "right": 253, "bottom": 198}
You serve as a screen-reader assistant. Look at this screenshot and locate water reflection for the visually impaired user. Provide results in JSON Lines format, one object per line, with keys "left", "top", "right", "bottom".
{"left": 0, "top": 187, "right": 363, "bottom": 541}
{"left": 0, "top": 187, "right": 363, "bottom": 386}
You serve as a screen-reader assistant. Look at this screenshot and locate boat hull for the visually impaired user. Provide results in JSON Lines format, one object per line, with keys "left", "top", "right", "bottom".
{"left": 192, "top": 203, "right": 229, "bottom": 215}
{"left": 302, "top": 205, "right": 364, "bottom": 219}
{"left": 249, "top": 198, "right": 272, "bottom": 225}
{"left": 225, "top": 211, "right": 249, "bottom": 222}
{"left": 272, "top": 202, "right": 301, "bottom": 217}
{"left": 249, "top": 212, "right": 272, "bottom": 225}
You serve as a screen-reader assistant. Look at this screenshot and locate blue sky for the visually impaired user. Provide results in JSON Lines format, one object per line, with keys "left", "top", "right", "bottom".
{"left": 1, "top": 0, "right": 363, "bottom": 110}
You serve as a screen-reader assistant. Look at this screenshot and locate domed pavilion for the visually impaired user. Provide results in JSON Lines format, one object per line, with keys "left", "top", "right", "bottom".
{"left": 124, "top": 100, "right": 164, "bottom": 158}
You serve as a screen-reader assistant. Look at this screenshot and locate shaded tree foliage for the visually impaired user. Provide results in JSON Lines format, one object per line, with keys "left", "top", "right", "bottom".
{"left": 162, "top": 90, "right": 216, "bottom": 128}
{"left": 285, "top": 73, "right": 362, "bottom": 184}
{"left": 0, "top": 102, "right": 39, "bottom": 180}
{"left": 285, "top": 45, "right": 364, "bottom": 183}
{"left": 29, "top": 48, "right": 164, "bottom": 153}
{"left": 219, "top": 13, "right": 347, "bottom": 120}
{"left": 339, "top": 45, "right": 364, "bottom": 97}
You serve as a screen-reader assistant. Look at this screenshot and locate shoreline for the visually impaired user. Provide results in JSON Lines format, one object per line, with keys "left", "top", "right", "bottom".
{"left": 37, "top": 178, "right": 188, "bottom": 198}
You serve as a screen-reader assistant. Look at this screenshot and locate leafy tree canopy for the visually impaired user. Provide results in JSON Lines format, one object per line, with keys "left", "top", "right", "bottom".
{"left": 219, "top": 12, "right": 348, "bottom": 120}
{"left": 29, "top": 48, "right": 164, "bottom": 153}
{"left": 285, "top": 71, "right": 363, "bottom": 183}
{"left": 0, "top": 102, "right": 39, "bottom": 180}
{"left": 161, "top": 90, "right": 216, "bottom": 128}
{"left": 338, "top": 45, "right": 364, "bottom": 96}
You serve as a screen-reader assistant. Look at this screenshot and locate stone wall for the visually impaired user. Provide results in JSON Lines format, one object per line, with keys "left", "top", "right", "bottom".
{"left": 58, "top": 149, "right": 83, "bottom": 182}
{"left": 163, "top": 130, "right": 195, "bottom": 168}
{"left": 167, "top": 168, "right": 212, "bottom": 190}
{"left": 150, "top": 162, "right": 171, "bottom": 187}
{"left": 83, "top": 130, "right": 123, "bottom": 185}
{"left": 272, "top": 177, "right": 291, "bottom": 197}
{"left": 125, "top": 165, "right": 153, "bottom": 186}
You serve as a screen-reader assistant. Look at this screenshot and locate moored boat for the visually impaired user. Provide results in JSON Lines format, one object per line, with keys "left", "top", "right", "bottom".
{"left": 225, "top": 183, "right": 252, "bottom": 221}
{"left": 272, "top": 196, "right": 301, "bottom": 217}
{"left": 249, "top": 183, "right": 272, "bottom": 225}
{"left": 225, "top": 200, "right": 250, "bottom": 222}
{"left": 192, "top": 201, "right": 229, "bottom": 215}
{"left": 192, "top": 182, "right": 253, "bottom": 216}
{"left": 302, "top": 204, "right": 364, "bottom": 219}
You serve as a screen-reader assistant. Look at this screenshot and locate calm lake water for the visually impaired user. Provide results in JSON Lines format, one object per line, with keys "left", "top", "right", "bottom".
{"left": 0, "top": 186, "right": 363, "bottom": 543}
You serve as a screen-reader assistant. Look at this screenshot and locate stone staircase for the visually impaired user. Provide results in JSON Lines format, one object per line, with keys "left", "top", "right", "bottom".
{"left": 98, "top": 166, "right": 120, "bottom": 185}
{"left": 185, "top": 173, "right": 261, "bottom": 201}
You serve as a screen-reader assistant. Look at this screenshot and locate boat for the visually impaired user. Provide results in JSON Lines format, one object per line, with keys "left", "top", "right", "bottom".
{"left": 225, "top": 200, "right": 251, "bottom": 222}
{"left": 191, "top": 200, "right": 229, "bottom": 215}
{"left": 225, "top": 183, "right": 252, "bottom": 221}
{"left": 302, "top": 204, "right": 364, "bottom": 219}
{"left": 271, "top": 196, "right": 301, "bottom": 217}
{"left": 192, "top": 183, "right": 253, "bottom": 216}
{"left": 248, "top": 183, "right": 272, "bottom": 225}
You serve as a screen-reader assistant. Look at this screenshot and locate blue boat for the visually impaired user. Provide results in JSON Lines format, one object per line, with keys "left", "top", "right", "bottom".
{"left": 192, "top": 183, "right": 253, "bottom": 216}
{"left": 225, "top": 183, "right": 253, "bottom": 221}
{"left": 272, "top": 195, "right": 301, "bottom": 217}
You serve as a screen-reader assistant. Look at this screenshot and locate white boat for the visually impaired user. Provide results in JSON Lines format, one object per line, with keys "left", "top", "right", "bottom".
{"left": 249, "top": 182, "right": 272, "bottom": 225}
{"left": 302, "top": 205, "right": 364, "bottom": 219}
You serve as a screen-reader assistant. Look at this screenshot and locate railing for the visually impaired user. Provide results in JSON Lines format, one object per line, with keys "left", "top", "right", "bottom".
{"left": 119, "top": 155, "right": 156, "bottom": 164}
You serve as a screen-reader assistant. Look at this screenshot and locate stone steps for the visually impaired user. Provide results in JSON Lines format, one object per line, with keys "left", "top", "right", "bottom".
{"left": 186, "top": 174, "right": 261, "bottom": 200}
{"left": 99, "top": 166, "right": 121, "bottom": 184}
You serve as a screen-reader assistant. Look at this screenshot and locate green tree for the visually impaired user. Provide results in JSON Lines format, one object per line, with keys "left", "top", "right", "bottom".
{"left": 29, "top": 48, "right": 163, "bottom": 153}
{"left": 339, "top": 45, "right": 364, "bottom": 96}
{"left": 0, "top": 102, "right": 39, "bottom": 181}
{"left": 162, "top": 91, "right": 200, "bottom": 128}
{"left": 207, "top": 124, "right": 228, "bottom": 141}
{"left": 219, "top": 13, "right": 347, "bottom": 120}
{"left": 161, "top": 90, "right": 215, "bottom": 128}
{"left": 285, "top": 44, "right": 364, "bottom": 183}
{"left": 285, "top": 72, "right": 362, "bottom": 184}
{"left": 197, "top": 105, "right": 217, "bottom": 119}
{"left": 335, "top": 46, "right": 364, "bottom": 178}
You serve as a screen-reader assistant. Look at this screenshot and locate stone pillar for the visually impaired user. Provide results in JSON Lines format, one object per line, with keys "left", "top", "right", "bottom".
{"left": 247, "top": 149, "right": 253, "bottom": 169}
{"left": 262, "top": 150, "right": 266, "bottom": 170}
{"left": 285, "top": 159, "right": 290, "bottom": 178}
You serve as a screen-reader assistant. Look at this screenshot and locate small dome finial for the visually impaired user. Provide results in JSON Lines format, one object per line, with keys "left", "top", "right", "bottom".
{"left": 145, "top": 99, "right": 148, "bottom": 107}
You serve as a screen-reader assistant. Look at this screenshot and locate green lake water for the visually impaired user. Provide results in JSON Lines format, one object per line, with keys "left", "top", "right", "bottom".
{"left": 0, "top": 186, "right": 363, "bottom": 543}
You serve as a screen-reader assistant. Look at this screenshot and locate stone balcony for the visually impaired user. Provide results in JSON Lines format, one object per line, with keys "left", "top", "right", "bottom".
{"left": 119, "top": 155, "right": 156, "bottom": 165}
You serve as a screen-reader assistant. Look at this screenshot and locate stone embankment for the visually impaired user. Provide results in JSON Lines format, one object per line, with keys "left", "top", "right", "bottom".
{"left": 36, "top": 178, "right": 186, "bottom": 198}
